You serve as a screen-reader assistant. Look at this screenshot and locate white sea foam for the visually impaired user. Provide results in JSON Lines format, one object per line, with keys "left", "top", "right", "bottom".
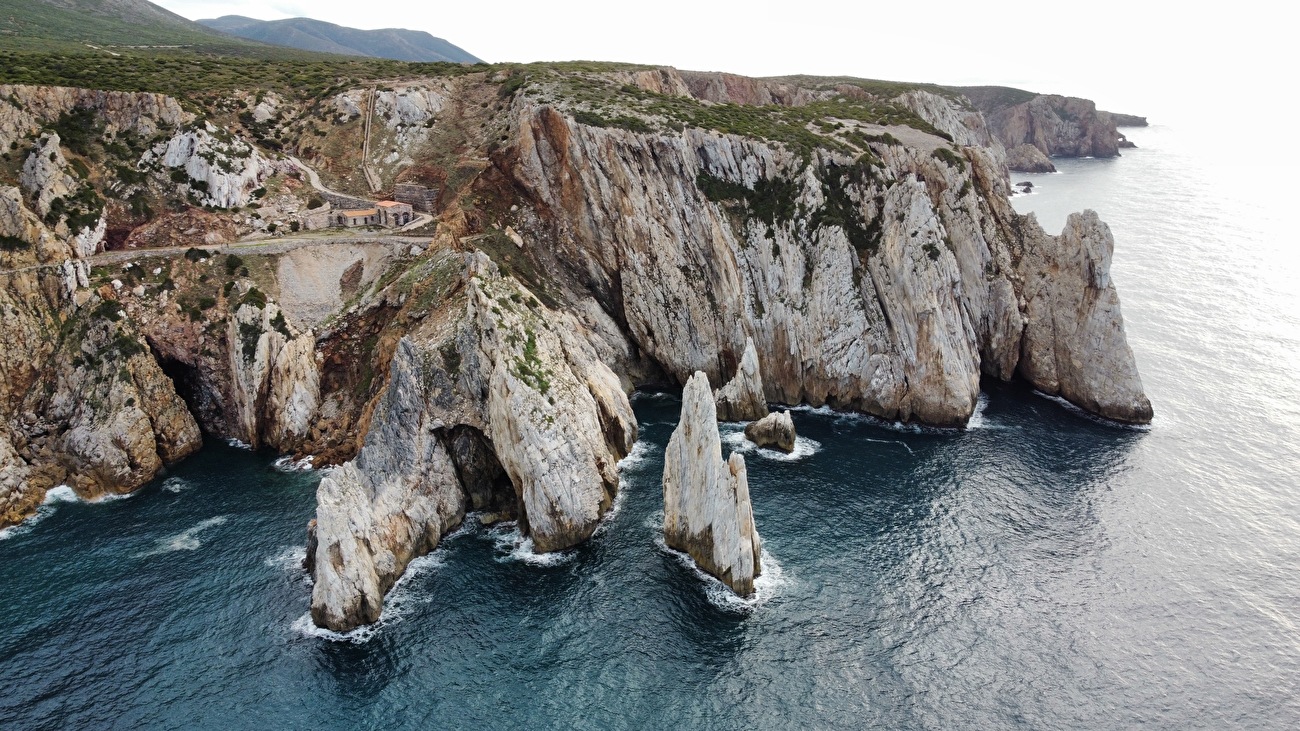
{"left": 1, "top": 486, "right": 80, "bottom": 540}
{"left": 161, "top": 477, "right": 192, "bottom": 494}
{"left": 272, "top": 455, "right": 315, "bottom": 472}
{"left": 0, "top": 483, "right": 143, "bottom": 541}
{"left": 290, "top": 550, "right": 447, "bottom": 644}
{"left": 657, "top": 537, "right": 789, "bottom": 612}
{"left": 136, "top": 516, "right": 228, "bottom": 557}
{"left": 862, "top": 437, "right": 915, "bottom": 455}
{"left": 617, "top": 440, "right": 652, "bottom": 472}
{"left": 630, "top": 391, "right": 676, "bottom": 403}
{"left": 43, "top": 485, "right": 81, "bottom": 504}
{"left": 226, "top": 438, "right": 253, "bottom": 450}
{"left": 486, "top": 523, "right": 575, "bottom": 566}
{"left": 719, "top": 426, "right": 822, "bottom": 462}
{"left": 787, "top": 403, "right": 961, "bottom": 435}
{"left": 1032, "top": 390, "right": 1154, "bottom": 431}
{"left": 264, "top": 545, "right": 307, "bottom": 571}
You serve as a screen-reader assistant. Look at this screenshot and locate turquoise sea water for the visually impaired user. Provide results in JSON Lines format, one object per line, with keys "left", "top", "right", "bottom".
{"left": 2, "top": 125, "right": 1298, "bottom": 729}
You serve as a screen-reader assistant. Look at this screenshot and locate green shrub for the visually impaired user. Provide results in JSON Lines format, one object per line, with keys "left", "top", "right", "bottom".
{"left": 224, "top": 254, "right": 244, "bottom": 275}
{"left": 240, "top": 286, "right": 267, "bottom": 309}
{"left": 932, "top": 147, "right": 967, "bottom": 171}
{"left": 0, "top": 234, "right": 29, "bottom": 251}
{"left": 93, "top": 300, "right": 124, "bottom": 321}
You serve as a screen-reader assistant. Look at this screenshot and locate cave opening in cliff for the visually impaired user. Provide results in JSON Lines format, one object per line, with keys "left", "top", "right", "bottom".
{"left": 149, "top": 346, "right": 216, "bottom": 434}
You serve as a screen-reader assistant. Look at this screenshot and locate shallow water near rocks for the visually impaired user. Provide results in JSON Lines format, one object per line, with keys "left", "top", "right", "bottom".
{"left": 2, "top": 124, "right": 1299, "bottom": 729}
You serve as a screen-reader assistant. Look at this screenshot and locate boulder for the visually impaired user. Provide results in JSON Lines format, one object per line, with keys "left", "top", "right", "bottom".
{"left": 744, "top": 410, "right": 796, "bottom": 453}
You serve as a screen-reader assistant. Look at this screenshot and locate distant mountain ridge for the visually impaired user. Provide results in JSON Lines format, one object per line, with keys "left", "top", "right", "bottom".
{"left": 198, "top": 15, "right": 482, "bottom": 64}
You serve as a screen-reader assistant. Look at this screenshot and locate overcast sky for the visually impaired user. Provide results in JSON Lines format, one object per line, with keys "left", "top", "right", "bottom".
{"left": 155, "top": 0, "right": 1292, "bottom": 124}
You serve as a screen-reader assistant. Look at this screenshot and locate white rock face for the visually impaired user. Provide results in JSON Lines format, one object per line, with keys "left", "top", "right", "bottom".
{"left": 507, "top": 96, "right": 1149, "bottom": 426}
{"left": 19, "top": 133, "right": 74, "bottom": 219}
{"left": 663, "top": 372, "right": 762, "bottom": 596}
{"left": 471, "top": 253, "right": 636, "bottom": 552}
{"left": 897, "top": 90, "right": 1006, "bottom": 161}
{"left": 744, "top": 410, "right": 796, "bottom": 453}
{"left": 715, "top": 336, "right": 767, "bottom": 422}
{"left": 0, "top": 85, "right": 189, "bottom": 155}
{"left": 308, "top": 252, "right": 637, "bottom": 631}
{"left": 226, "top": 302, "right": 320, "bottom": 450}
{"left": 309, "top": 339, "right": 468, "bottom": 632}
{"left": 376, "top": 87, "right": 446, "bottom": 128}
{"left": 1016, "top": 211, "right": 1154, "bottom": 423}
{"left": 152, "top": 123, "right": 268, "bottom": 208}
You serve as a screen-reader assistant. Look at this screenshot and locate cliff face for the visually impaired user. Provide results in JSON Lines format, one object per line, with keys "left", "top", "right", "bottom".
{"left": 1016, "top": 212, "right": 1153, "bottom": 423}
{"left": 308, "top": 252, "right": 636, "bottom": 630}
{"left": 0, "top": 69, "right": 1153, "bottom": 631}
{"left": 955, "top": 87, "right": 1137, "bottom": 171}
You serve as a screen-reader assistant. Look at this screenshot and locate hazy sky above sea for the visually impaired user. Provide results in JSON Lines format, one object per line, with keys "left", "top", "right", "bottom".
{"left": 156, "top": 0, "right": 1293, "bottom": 125}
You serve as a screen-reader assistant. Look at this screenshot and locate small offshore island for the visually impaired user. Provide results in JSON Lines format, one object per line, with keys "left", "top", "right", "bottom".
{"left": 1, "top": 1, "right": 1153, "bottom": 635}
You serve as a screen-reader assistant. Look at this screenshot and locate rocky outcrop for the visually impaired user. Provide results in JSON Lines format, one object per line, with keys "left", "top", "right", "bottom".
{"left": 308, "top": 252, "right": 637, "bottom": 630}
{"left": 148, "top": 123, "right": 269, "bottom": 208}
{"left": 1015, "top": 211, "right": 1153, "bottom": 424}
{"left": 1110, "top": 113, "right": 1148, "bottom": 127}
{"left": 663, "top": 372, "right": 762, "bottom": 596}
{"left": 744, "top": 410, "right": 796, "bottom": 453}
{"left": 0, "top": 432, "right": 33, "bottom": 527}
{"left": 1006, "top": 144, "right": 1056, "bottom": 173}
{"left": 18, "top": 134, "right": 105, "bottom": 254}
{"left": 962, "top": 91, "right": 1129, "bottom": 168}
{"left": 308, "top": 337, "right": 470, "bottom": 631}
{"left": 715, "top": 337, "right": 767, "bottom": 422}
{"left": 20, "top": 133, "right": 75, "bottom": 220}
{"left": 227, "top": 300, "right": 320, "bottom": 450}
{"left": 509, "top": 103, "right": 997, "bottom": 426}
{"left": 0, "top": 84, "right": 189, "bottom": 153}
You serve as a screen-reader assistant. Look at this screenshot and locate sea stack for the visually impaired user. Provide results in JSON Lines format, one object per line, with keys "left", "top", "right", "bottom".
{"left": 663, "top": 372, "right": 762, "bottom": 596}
{"left": 715, "top": 337, "right": 767, "bottom": 422}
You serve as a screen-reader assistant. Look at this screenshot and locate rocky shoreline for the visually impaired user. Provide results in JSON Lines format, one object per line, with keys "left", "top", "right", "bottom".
{"left": 0, "top": 67, "right": 1151, "bottom": 630}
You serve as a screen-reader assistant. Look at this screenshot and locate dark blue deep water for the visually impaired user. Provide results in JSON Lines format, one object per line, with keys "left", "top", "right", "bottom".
{"left": 3, "top": 124, "right": 1298, "bottom": 729}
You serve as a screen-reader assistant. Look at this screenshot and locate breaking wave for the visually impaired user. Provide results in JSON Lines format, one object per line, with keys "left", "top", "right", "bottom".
{"left": 272, "top": 455, "right": 316, "bottom": 472}
{"left": 656, "top": 536, "right": 789, "bottom": 612}
{"left": 485, "top": 522, "right": 576, "bottom": 566}
{"left": 719, "top": 426, "right": 821, "bottom": 462}
{"left": 136, "top": 516, "right": 228, "bottom": 557}
{"left": 290, "top": 551, "right": 448, "bottom": 644}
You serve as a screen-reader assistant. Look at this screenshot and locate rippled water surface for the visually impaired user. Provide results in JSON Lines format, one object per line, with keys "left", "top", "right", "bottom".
{"left": 3, "top": 125, "right": 1298, "bottom": 729}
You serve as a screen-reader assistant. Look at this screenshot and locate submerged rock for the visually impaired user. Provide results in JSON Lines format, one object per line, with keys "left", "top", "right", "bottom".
{"left": 714, "top": 337, "right": 767, "bottom": 422}
{"left": 663, "top": 372, "right": 762, "bottom": 596}
{"left": 744, "top": 410, "right": 796, "bottom": 453}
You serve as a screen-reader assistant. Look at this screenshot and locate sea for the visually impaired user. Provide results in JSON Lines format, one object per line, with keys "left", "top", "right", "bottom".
{"left": 2, "top": 124, "right": 1297, "bottom": 729}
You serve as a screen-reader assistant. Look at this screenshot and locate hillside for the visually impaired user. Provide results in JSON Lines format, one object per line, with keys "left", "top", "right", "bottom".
{"left": 199, "top": 15, "right": 481, "bottom": 63}
{"left": 0, "top": 0, "right": 341, "bottom": 58}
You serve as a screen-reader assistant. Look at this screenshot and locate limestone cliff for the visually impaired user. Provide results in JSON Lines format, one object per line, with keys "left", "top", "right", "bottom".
{"left": 954, "top": 86, "right": 1138, "bottom": 170}
{"left": 1016, "top": 211, "right": 1153, "bottom": 424}
{"left": 0, "top": 69, "right": 1154, "bottom": 627}
{"left": 308, "top": 252, "right": 636, "bottom": 630}
{"left": 715, "top": 337, "right": 767, "bottom": 422}
{"left": 663, "top": 372, "right": 762, "bottom": 596}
